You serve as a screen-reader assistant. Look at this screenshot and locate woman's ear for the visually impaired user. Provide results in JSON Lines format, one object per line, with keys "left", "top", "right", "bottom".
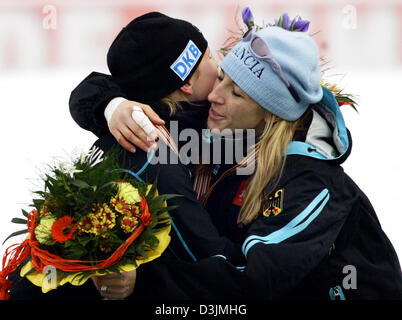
{"left": 179, "top": 82, "right": 194, "bottom": 96}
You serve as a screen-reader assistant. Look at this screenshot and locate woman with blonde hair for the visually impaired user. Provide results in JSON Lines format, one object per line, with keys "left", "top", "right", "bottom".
{"left": 129, "top": 23, "right": 401, "bottom": 300}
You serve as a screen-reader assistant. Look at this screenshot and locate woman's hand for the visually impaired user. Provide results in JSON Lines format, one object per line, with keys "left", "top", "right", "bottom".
{"left": 108, "top": 99, "right": 165, "bottom": 153}
{"left": 92, "top": 269, "right": 137, "bottom": 300}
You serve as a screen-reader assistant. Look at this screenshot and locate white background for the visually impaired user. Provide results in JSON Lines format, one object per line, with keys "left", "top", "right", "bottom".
{"left": 0, "top": 0, "right": 401, "bottom": 269}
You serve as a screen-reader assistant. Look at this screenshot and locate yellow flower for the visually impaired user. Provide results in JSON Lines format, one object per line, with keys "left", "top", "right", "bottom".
{"left": 117, "top": 182, "right": 141, "bottom": 204}
{"left": 321, "top": 80, "right": 342, "bottom": 95}
{"left": 96, "top": 203, "right": 116, "bottom": 229}
{"left": 78, "top": 203, "right": 116, "bottom": 236}
{"left": 110, "top": 196, "right": 139, "bottom": 217}
{"left": 121, "top": 216, "right": 139, "bottom": 233}
{"left": 39, "top": 205, "right": 50, "bottom": 217}
{"left": 35, "top": 214, "right": 57, "bottom": 245}
{"left": 78, "top": 216, "right": 94, "bottom": 234}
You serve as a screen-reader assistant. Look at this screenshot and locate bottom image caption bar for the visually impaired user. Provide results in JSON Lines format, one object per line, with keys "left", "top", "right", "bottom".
{"left": 154, "top": 304, "right": 248, "bottom": 318}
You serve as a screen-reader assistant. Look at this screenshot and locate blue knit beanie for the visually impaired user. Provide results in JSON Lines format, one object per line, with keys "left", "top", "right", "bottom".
{"left": 220, "top": 26, "right": 323, "bottom": 121}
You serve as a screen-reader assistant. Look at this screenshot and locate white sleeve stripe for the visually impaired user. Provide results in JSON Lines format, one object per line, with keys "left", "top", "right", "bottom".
{"left": 242, "top": 189, "right": 330, "bottom": 257}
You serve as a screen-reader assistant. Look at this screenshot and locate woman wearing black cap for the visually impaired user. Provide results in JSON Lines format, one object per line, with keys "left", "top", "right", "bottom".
{"left": 70, "top": 11, "right": 216, "bottom": 150}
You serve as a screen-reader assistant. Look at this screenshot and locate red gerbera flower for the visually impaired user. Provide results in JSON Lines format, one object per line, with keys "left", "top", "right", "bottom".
{"left": 51, "top": 216, "right": 77, "bottom": 243}
{"left": 139, "top": 198, "right": 152, "bottom": 227}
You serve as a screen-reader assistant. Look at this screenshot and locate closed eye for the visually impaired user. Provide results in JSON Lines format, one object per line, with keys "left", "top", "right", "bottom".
{"left": 217, "top": 67, "right": 244, "bottom": 98}
{"left": 217, "top": 66, "right": 224, "bottom": 81}
{"left": 232, "top": 89, "right": 242, "bottom": 98}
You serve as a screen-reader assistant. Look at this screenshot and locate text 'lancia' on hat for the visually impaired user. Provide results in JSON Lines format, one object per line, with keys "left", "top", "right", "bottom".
{"left": 221, "top": 26, "right": 323, "bottom": 121}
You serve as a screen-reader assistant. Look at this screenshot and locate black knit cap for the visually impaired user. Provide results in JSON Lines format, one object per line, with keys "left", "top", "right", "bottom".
{"left": 107, "top": 12, "right": 208, "bottom": 103}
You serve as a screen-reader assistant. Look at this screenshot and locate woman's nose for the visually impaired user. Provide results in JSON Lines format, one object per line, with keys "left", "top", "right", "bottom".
{"left": 208, "top": 85, "right": 225, "bottom": 105}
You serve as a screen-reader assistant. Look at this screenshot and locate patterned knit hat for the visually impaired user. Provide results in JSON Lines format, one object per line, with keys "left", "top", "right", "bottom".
{"left": 220, "top": 26, "right": 323, "bottom": 121}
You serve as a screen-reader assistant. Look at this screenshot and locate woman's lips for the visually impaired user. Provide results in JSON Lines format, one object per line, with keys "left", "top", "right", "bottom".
{"left": 208, "top": 107, "right": 225, "bottom": 120}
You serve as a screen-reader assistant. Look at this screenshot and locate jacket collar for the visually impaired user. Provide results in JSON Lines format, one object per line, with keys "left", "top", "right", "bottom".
{"left": 287, "top": 86, "right": 352, "bottom": 164}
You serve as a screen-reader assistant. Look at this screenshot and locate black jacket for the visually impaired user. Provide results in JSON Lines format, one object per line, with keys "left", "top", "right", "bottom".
{"left": 69, "top": 71, "right": 125, "bottom": 137}
{"left": 11, "top": 72, "right": 398, "bottom": 301}
{"left": 69, "top": 73, "right": 402, "bottom": 300}
{"left": 129, "top": 87, "right": 402, "bottom": 300}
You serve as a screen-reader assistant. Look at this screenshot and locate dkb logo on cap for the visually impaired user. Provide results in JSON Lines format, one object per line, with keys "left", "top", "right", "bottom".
{"left": 170, "top": 40, "right": 201, "bottom": 81}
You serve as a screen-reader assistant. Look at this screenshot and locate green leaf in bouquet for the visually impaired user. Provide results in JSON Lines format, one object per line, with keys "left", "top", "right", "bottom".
{"left": 70, "top": 272, "right": 88, "bottom": 285}
{"left": 62, "top": 240, "right": 74, "bottom": 248}
{"left": 152, "top": 215, "right": 171, "bottom": 229}
{"left": 62, "top": 244, "right": 87, "bottom": 260}
{"left": 155, "top": 194, "right": 183, "bottom": 202}
{"left": 142, "top": 213, "right": 157, "bottom": 230}
{"left": 137, "top": 227, "right": 160, "bottom": 250}
{"left": 145, "top": 177, "right": 159, "bottom": 201}
{"left": 64, "top": 237, "right": 94, "bottom": 249}
{"left": 148, "top": 194, "right": 182, "bottom": 213}
{"left": 98, "top": 181, "right": 117, "bottom": 191}
{"left": 70, "top": 179, "right": 91, "bottom": 189}
{"left": 33, "top": 190, "right": 47, "bottom": 198}
{"left": 152, "top": 205, "right": 179, "bottom": 217}
{"left": 44, "top": 174, "right": 58, "bottom": 190}
{"left": 32, "top": 199, "right": 45, "bottom": 210}
{"left": 77, "top": 236, "right": 93, "bottom": 247}
{"left": 124, "top": 243, "right": 137, "bottom": 256}
{"left": 106, "top": 265, "right": 124, "bottom": 279}
{"left": 2, "top": 229, "right": 28, "bottom": 245}
{"left": 11, "top": 217, "right": 28, "bottom": 225}
{"left": 143, "top": 233, "right": 160, "bottom": 249}
{"left": 152, "top": 222, "right": 171, "bottom": 234}
{"left": 135, "top": 243, "right": 148, "bottom": 260}
{"left": 21, "top": 209, "right": 30, "bottom": 218}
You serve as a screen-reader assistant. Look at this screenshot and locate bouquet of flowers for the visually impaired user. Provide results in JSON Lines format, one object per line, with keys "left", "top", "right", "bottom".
{"left": 0, "top": 147, "right": 173, "bottom": 300}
